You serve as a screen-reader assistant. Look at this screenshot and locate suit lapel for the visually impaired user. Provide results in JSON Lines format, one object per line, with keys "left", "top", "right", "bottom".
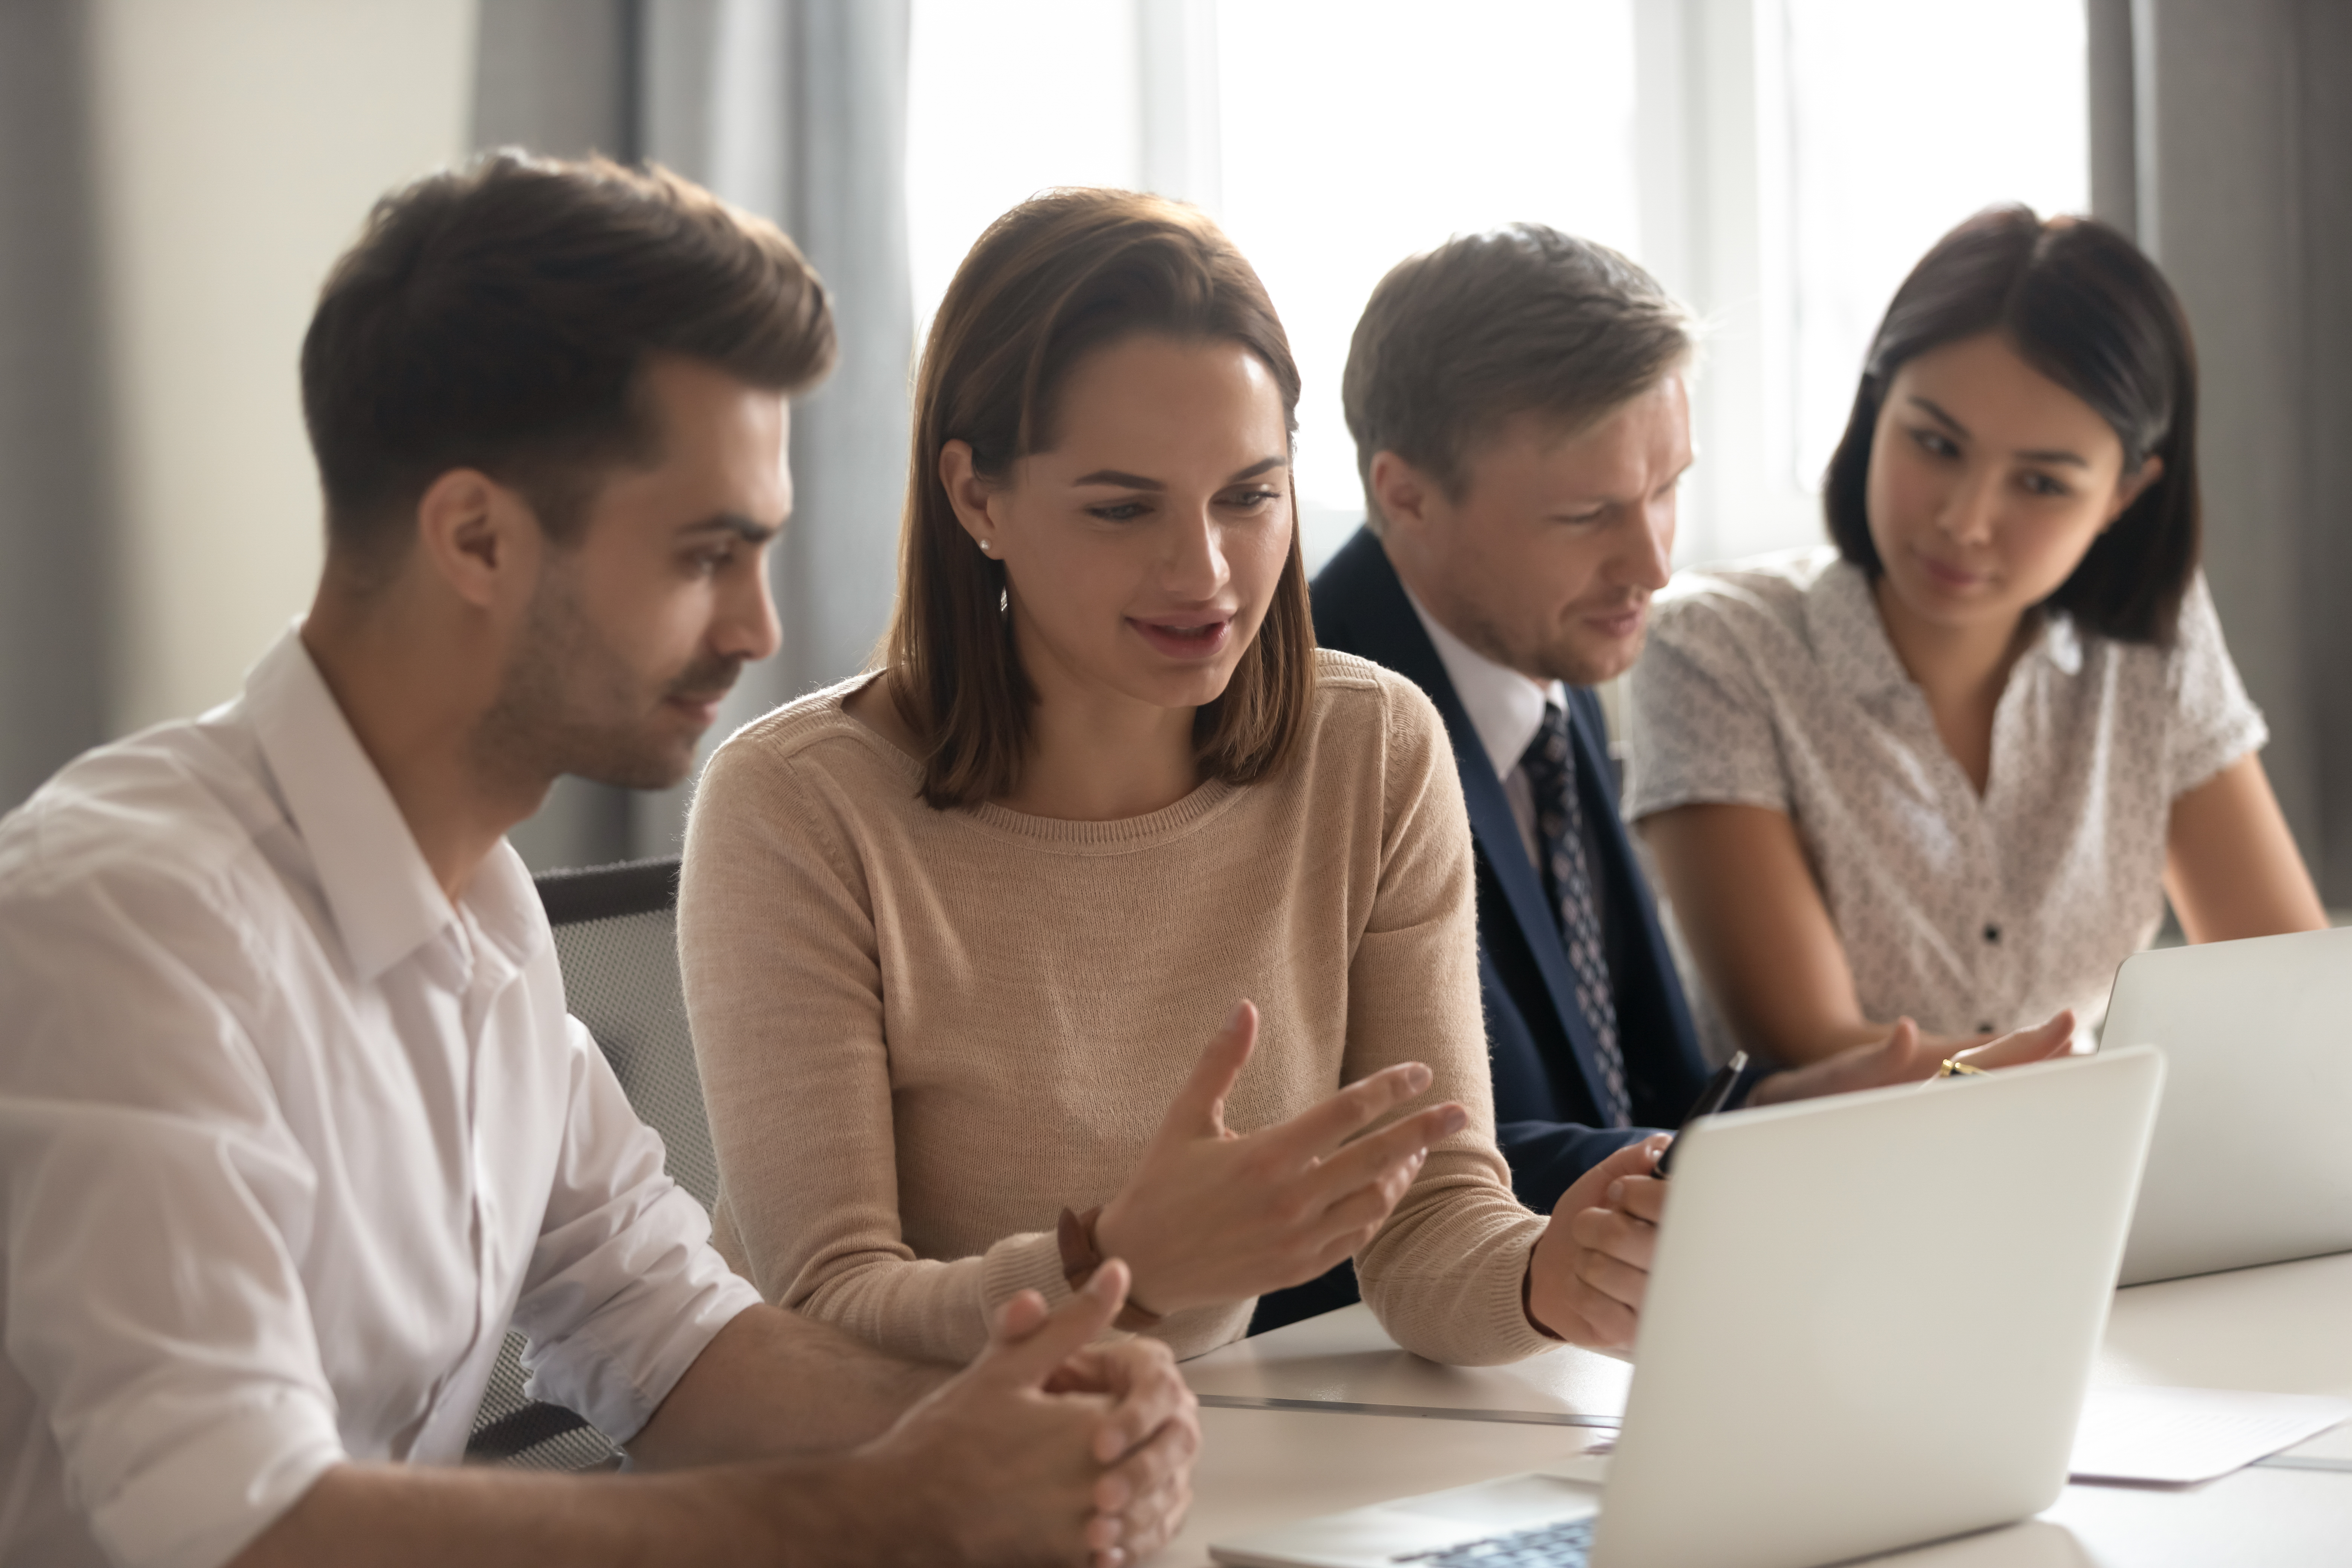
{"left": 1314, "top": 531, "right": 1620, "bottom": 1109}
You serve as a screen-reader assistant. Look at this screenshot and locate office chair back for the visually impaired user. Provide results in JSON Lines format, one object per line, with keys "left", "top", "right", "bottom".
{"left": 465, "top": 854, "right": 718, "bottom": 1468}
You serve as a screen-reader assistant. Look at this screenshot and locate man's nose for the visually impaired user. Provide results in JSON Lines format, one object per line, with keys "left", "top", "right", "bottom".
{"left": 1622, "top": 494, "right": 1675, "bottom": 591}
{"left": 720, "top": 560, "right": 783, "bottom": 664}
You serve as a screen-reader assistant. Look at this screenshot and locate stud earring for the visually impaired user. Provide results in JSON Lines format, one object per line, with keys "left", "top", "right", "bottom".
{"left": 978, "top": 539, "right": 994, "bottom": 556}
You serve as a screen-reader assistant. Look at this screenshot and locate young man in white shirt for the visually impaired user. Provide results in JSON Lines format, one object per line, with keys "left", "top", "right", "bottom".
{"left": 0, "top": 153, "right": 1194, "bottom": 1568}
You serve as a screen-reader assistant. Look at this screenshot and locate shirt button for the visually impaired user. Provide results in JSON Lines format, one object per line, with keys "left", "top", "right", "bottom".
{"left": 1983, "top": 924, "right": 2001, "bottom": 944}
{"left": 1978, "top": 1021, "right": 1996, "bottom": 1034}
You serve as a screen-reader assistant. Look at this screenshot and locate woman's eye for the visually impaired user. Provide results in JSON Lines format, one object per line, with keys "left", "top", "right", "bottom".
{"left": 2020, "top": 471, "right": 2072, "bottom": 498}
{"left": 686, "top": 548, "right": 733, "bottom": 575}
{"left": 1087, "top": 501, "right": 1152, "bottom": 522}
{"left": 1909, "top": 427, "right": 1959, "bottom": 458}
{"left": 1223, "top": 487, "right": 1283, "bottom": 511}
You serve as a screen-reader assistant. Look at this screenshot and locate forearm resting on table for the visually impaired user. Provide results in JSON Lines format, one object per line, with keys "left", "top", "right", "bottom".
{"left": 1640, "top": 802, "right": 1915, "bottom": 1067}
{"left": 231, "top": 1306, "right": 953, "bottom": 1568}
{"left": 626, "top": 1304, "right": 950, "bottom": 1468}
{"left": 231, "top": 1454, "right": 898, "bottom": 1568}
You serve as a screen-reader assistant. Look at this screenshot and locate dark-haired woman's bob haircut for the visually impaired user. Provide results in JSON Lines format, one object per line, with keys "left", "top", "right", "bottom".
{"left": 881, "top": 188, "right": 1313, "bottom": 810}
{"left": 1823, "top": 205, "right": 2200, "bottom": 645}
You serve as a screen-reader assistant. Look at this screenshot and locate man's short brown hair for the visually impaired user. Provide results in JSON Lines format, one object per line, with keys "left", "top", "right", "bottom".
{"left": 301, "top": 151, "right": 836, "bottom": 576}
{"left": 1342, "top": 225, "right": 1694, "bottom": 531}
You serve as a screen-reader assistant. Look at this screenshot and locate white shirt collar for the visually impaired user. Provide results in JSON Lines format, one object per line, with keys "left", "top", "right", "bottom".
{"left": 1401, "top": 582, "right": 1568, "bottom": 781}
{"left": 243, "top": 624, "right": 542, "bottom": 982}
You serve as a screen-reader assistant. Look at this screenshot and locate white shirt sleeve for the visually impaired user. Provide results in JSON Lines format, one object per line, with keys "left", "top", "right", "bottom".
{"left": 2161, "top": 572, "right": 2269, "bottom": 800}
{"left": 1624, "top": 588, "right": 1793, "bottom": 821}
{"left": 505, "top": 1015, "right": 760, "bottom": 1446}
{"left": 0, "top": 866, "right": 346, "bottom": 1568}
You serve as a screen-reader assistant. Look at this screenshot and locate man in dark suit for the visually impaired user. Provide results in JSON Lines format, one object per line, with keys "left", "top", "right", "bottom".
{"left": 1253, "top": 226, "right": 2065, "bottom": 1333}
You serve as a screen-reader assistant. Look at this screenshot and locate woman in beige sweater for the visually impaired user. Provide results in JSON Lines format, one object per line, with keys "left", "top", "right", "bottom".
{"left": 678, "top": 190, "right": 1666, "bottom": 1371}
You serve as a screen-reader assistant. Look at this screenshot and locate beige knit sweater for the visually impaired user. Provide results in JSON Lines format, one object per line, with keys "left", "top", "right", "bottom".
{"left": 678, "top": 649, "right": 1555, "bottom": 1366}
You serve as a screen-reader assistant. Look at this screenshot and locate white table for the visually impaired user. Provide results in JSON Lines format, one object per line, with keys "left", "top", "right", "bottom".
{"left": 1162, "top": 1253, "right": 2352, "bottom": 1565}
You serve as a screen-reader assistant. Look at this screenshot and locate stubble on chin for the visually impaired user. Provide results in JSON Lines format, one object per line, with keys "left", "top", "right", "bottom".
{"left": 475, "top": 574, "right": 704, "bottom": 795}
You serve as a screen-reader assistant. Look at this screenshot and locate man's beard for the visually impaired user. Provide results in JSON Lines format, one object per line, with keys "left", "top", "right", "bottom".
{"left": 476, "top": 568, "right": 741, "bottom": 794}
{"left": 1449, "top": 599, "right": 1646, "bottom": 689}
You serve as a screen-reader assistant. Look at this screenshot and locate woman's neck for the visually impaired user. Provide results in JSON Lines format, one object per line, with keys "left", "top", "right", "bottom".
{"left": 999, "top": 617, "right": 1204, "bottom": 821}
{"left": 1870, "top": 575, "right": 2034, "bottom": 795}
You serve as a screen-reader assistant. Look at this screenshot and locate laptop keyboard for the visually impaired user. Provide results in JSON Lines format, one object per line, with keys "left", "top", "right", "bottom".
{"left": 1393, "top": 1516, "right": 1596, "bottom": 1566}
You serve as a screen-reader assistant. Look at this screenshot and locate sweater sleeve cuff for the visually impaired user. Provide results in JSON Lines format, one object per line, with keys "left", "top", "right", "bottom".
{"left": 1484, "top": 1231, "right": 1570, "bottom": 1364}
{"left": 980, "top": 1231, "right": 1075, "bottom": 1321}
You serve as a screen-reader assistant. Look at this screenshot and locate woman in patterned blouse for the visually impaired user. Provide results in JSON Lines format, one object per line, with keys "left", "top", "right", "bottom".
{"left": 1625, "top": 206, "right": 2326, "bottom": 1067}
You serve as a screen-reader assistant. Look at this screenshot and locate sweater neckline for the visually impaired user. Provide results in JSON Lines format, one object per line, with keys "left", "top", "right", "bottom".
{"left": 830, "top": 682, "right": 1248, "bottom": 853}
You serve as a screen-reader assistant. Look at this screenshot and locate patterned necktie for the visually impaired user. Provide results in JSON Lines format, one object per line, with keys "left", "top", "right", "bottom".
{"left": 1521, "top": 702, "right": 1632, "bottom": 1128}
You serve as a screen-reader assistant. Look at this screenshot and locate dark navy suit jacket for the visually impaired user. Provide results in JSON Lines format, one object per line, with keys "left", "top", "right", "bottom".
{"left": 1311, "top": 526, "right": 1711, "bottom": 1207}
{"left": 1248, "top": 527, "right": 1716, "bottom": 1335}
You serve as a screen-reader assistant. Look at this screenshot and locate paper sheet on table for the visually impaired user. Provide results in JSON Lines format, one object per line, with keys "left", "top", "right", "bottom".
{"left": 2069, "top": 1385, "right": 2352, "bottom": 1485}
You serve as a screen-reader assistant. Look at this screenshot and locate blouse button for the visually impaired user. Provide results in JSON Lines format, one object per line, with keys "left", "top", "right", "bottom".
{"left": 1983, "top": 924, "right": 2001, "bottom": 944}
{"left": 1978, "top": 1021, "right": 1996, "bottom": 1034}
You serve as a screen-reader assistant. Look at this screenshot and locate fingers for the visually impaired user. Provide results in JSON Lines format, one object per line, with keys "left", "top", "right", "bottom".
{"left": 1957, "top": 1010, "right": 2076, "bottom": 1070}
{"left": 1568, "top": 1203, "right": 1659, "bottom": 1279}
{"left": 1603, "top": 1171, "right": 1668, "bottom": 1226}
{"left": 1266, "top": 1060, "right": 1439, "bottom": 1162}
{"left": 1306, "top": 1102, "right": 1464, "bottom": 1200}
{"left": 1092, "top": 1404, "right": 1200, "bottom": 1514}
{"left": 990, "top": 1288, "right": 1053, "bottom": 1345}
{"left": 1551, "top": 1135, "right": 1666, "bottom": 1218}
{"left": 1093, "top": 1432, "right": 1195, "bottom": 1567}
{"left": 981, "top": 1261, "right": 1127, "bottom": 1387}
{"left": 1084, "top": 1339, "right": 1195, "bottom": 1464}
{"left": 1161, "top": 1001, "right": 1258, "bottom": 1140}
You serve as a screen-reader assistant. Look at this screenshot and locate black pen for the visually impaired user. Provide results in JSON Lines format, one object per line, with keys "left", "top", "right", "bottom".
{"left": 1653, "top": 1050, "right": 1748, "bottom": 1179}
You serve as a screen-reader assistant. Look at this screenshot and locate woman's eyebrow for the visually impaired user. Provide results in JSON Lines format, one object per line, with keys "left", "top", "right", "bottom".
{"left": 1070, "top": 455, "right": 1288, "bottom": 489}
{"left": 1906, "top": 395, "right": 1970, "bottom": 438}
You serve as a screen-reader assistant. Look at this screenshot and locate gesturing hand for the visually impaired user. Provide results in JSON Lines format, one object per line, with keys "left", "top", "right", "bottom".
{"left": 1093, "top": 1000, "right": 1467, "bottom": 1317}
{"left": 861, "top": 1263, "right": 1188, "bottom": 1566}
{"left": 1747, "top": 1011, "right": 2076, "bottom": 1107}
{"left": 1524, "top": 1135, "right": 1670, "bottom": 1354}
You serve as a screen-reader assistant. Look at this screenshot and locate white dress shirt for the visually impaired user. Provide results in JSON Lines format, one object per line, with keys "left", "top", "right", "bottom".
{"left": 1625, "top": 549, "right": 2268, "bottom": 1038}
{"left": 0, "top": 629, "right": 759, "bottom": 1568}
{"left": 1403, "top": 583, "right": 1568, "bottom": 875}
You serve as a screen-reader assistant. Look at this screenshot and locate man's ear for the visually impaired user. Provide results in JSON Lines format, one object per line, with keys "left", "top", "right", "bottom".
{"left": 1368, "top": 450, "right": 1440, "bottom": 538}
{"left": 414, "top": 468, "right": 535, "bottom": 610}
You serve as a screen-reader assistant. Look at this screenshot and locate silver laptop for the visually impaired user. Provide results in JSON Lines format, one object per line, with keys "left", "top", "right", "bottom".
{"left": 1211, "top": 1048, "right": 2165, "bottom": 1568}
{"left": 2102, "top": 925, "right": 2352, "bottom": 1286}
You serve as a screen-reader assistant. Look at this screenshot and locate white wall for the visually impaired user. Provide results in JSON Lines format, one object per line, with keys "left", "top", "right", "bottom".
{"left": 87, "top": 0, "right": 477, "bottom": 731}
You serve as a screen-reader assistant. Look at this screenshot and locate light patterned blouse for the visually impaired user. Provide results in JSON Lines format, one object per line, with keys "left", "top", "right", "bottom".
{"left": 1623, "top": 548, "right": 2266, "bottom": 1040}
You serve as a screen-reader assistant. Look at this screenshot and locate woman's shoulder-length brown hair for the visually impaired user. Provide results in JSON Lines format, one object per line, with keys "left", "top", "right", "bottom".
{"left": 1822, "top": 205, "right": 2201, "bottom": 645}
{"left": 880, "top": 188, "right": 1315, "bottom": 810}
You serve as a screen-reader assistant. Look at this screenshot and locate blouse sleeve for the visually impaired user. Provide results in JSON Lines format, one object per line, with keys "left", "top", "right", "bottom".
{"left": 1622, "top": 586, "right": 1791, "bottom": 821}
{"left": 1348, "top": 676, "right": 1557, "bottom": 1366}
{"left": 678, "top": 729, "right": 1064, "bottom": 1366}
{"left": 2161, "top": 572, "right": 2269, "bottom": 800}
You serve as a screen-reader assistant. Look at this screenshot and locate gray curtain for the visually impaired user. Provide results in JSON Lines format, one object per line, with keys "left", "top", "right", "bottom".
{"left": 478, "top": 0, "right": 915, "bottom": 869}
{"left": 0, "top": 1, "right": 116, "bottom": 815}
{"left": 2087, "top": 0, "right": 2352, "bottom": 907}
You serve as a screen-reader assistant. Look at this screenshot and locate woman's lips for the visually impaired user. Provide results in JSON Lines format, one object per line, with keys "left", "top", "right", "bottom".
{"left": 1128, "top": 616, "right": 1234, "bottom": 662}
{"left": 1917, "top": 552, "right": 1989, "bottom": 591}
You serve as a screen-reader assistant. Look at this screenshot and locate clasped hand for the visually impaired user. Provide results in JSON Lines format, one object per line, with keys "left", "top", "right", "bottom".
{"left": 865, "top": 1261, "right": 1197, "bottom": 1567}
{"left": 1093, "top": 1001, "right": 1468, "bottom": 1318}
